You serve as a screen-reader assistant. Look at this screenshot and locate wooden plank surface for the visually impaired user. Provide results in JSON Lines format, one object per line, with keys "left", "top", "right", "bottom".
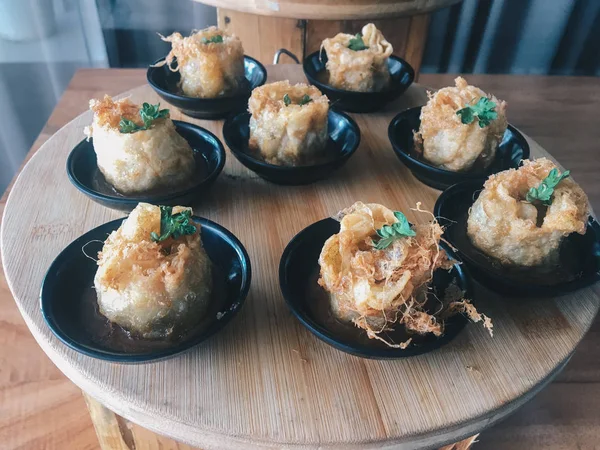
{"left": 1, "top": 69, "right": 599, "bottom": 450}
{"left": 194, "top": 0, "right": 462, "bottom": 20}
{"left": 218, "top": 11, "right": 429, "bottom": 74}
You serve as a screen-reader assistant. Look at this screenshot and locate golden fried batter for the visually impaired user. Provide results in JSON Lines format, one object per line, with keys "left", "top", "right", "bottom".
{"left": 85, "top": 95, "right": 195, "bottom": 195}
{"left": 318, "top": 202, "right": 457, "bottom": 342}
{"left": 248, "top": 81, "right": 329, "bottom": 166}
{"left": 321, "top": 23, "right": 393, "bottom": 92}
{"left": 467, "top": 158, "right": 589, "bottom": 266}
{"left": 155, "top": 26, "right": 245, "bottom": 98}
{"left": 94, "top": 203, "right": 212, "bottom": 338}
{"left": 415, "top": 77, "right": 507, "bottom": 172}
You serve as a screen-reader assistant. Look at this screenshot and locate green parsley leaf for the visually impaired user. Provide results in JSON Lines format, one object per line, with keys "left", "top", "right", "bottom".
{"left": 456, "top": 97, "right": 498, "bottom": 128}
{"left": 526, "top": 168, "right": 571, "bottom": 206}
{"left": 283, "top": 93, "right": 292, "bottom": 106}
{"left": 201, "top": 35, "right": 223, "bottom": 44}
{"left": 299, "top": 94, "right": 312, "bottom": 106}
{"left": 373, "top": 211, "right": 416, "bottom": 250}
{"left": 150, "top": 206, "right": 197, "bottom": 242}
{"left": 348, "top": 33, "right": 368, "bottom": 51}
{"left": 118, "top": 118, "right": 142, "bottom": 133}
{"left": 119, "top": 102, "right": 169, "bottom": 134}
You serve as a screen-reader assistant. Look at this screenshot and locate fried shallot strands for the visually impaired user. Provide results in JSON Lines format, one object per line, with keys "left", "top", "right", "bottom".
{"left": 318, "top": 202, "right": 492, "bottom": 347}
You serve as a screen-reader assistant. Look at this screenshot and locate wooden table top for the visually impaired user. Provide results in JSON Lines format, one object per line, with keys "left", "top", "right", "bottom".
{"left": 1, "top": 69, "right": 600, "bottom": 450}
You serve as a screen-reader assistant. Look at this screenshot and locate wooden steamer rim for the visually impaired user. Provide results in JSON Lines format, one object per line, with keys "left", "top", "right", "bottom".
{"left": 193, "top": 0, "right": 464, "bottom": 20}
{"left": 2, "top": 67, "right": 599, "bottom": 449}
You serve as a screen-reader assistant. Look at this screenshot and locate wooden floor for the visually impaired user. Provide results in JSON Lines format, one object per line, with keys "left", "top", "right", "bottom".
{"left": 1, "top": 69, "right": 599, "bottom": 449}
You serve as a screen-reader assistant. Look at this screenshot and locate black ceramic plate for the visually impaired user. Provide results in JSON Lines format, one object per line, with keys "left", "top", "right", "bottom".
{"left": 147, "top": 56, "right": 266, "bottom": 119}
{"left": 222, "top": 111, "right": 361, "bottom": 185}
{"left": 303, "top": 51, "right": 414, "bottom": 113}
{"left": 41, "top": 216, "right": 251, "bottom": 363}
{"left": 67, "top": 121, "right": 226, "bottom": 212}
{"left": 279, "top": 218, "right": 471, "bottom": 359}
{"left": 434, "top": 180, "right": 600, "bottom": 296}
{"left": 388, "top": 106, "right": 530, "bottom": 190}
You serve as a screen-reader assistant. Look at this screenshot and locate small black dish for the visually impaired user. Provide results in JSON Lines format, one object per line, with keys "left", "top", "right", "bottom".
{"left": 303, "top": 51, "right": 414, "bottom": 113}
{"left": 222, "top": 111, "right": 361, "bottom": 185}
{"left": 147, "top": 56, "right": 267, "bottom": 119}
{"left": 434, "top": 180, "right": 600, "bottom": 296}
{"left": 41, "top": 216, "right": 251, "bottom": 363}
{"left": 67, "top": 120, "right": 226, "bottom": 212}
{"left": 279, "top": 218, "right": 471, "bottom": 359}
{"left": 388, "top": 106, "right": 530, "bottom": 190}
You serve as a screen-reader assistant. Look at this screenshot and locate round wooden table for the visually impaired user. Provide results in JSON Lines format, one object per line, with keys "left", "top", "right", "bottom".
{"left": 2, "top": 66, "right": 599, "bottom": 449}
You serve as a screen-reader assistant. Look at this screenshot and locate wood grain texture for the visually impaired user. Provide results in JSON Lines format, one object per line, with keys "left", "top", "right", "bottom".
{"left": 218, "top": 9, "right": 305, "bottom": 65}
{"left": 1, "top": 70, "right": 600, "bottom": 450}
{"left": 2, "top": 66, "right": 599, "bottom": 450}
{"left": 303, "top": 17, "right": 426, "bottom": 73}
{"left": 218, "top": 10, "right": 429, "bottom": 73}
{"left": 195, "top": 0, "right": 462, "bottom": 20}
{"left": 0, "top": 69, "right": 144, "bottom": 450}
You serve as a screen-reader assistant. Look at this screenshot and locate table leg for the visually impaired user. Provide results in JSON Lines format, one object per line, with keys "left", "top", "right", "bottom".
{"left": 83, "top": 391, "right": 479, "bottom": 450}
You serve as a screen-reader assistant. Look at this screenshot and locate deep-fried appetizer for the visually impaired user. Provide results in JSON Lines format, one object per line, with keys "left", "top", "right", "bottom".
{"left": 155, "top": 26, "right": 245, "bottom": 98}
{"left": 94, "top": 203, "right": 212, "bottom": 338}
{"left": 318, "top": 202, "right": 491, "bottom": 346}
{"left": 84, "top": 95, "right": 195, "bottom": 194}
{"left": 468, "top": 158, "right": 589, "bottom": 267}
{"left": 415, "top": 77, "right": 508, "bottom": 172}
{"left": 321, "top": 23, "right": 393, "bottom": 92}
{"left": 248, "top": 81, "right": 329, "bottom": 166}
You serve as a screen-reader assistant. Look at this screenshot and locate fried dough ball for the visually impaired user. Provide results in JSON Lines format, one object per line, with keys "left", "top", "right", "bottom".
{"left": 85, "top": 95, "right": 195, "bottom": 195}
{"left": 415, "top": 77, "right": 508, "bottom": 172}
{"left": 248, "top": 81, "right": 329, "bottom": 166}
{"left": 321, "top": 23, "right": 393, "bottom": 92}
{"left": 94, "top": 203, "right": 212, "bottom": 338}
{"left": 155, "top": 27, "right": 245, "bottom": 98}
{"left": 467, "top": 158, "right": 589, "bottom": 267}
{"left": 318, "top": 202, "right": 454, "bottom": 340}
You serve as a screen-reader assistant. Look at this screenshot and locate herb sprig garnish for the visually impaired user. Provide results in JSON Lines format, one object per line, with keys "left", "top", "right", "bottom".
{"left": 150, "top": 206, "right": 197, "bottom": 242}
{"left": 373, "top": 211, "right": 416, "bottom": 250}
{"left": 348, "top": 33, "right": 368, "bottom": 51}
{"left": 119, "top": 102, "right": 169, "bottom": 134}
{"left": 283, "top": 93, "right": 313, "bottom": 106}
{"left": 526, "top": 168, "right": 570, "bottom": 206}
{"left": 202, "top": 35, "right": 223, "bottom": 44}
{"left": 456, "top": 97, "right": 497, "bottom": 128}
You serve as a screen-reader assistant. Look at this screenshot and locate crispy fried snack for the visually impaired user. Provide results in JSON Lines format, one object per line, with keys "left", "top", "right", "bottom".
{"left": 321, "top": 23, "right": 393, "bottom": 92}
{"left": 84, "top": 95, "right": 195, "bottom": 195}
{"left": 248, "top": 81, "right": 329, "bottom": 166}
{"left": 415, "top": 77, "right": 508, "bottom": 172}
{"left": 154, "top": 26, "right": 245, "bottom": 98}
{"left": 94, "top": 203, "right": 212, "bottom": 338}
{"left": 467, "top": 158, "right": 589, "bottom": 266}
{"left": 318, "top": 202, "right": 474, "bottom": 346}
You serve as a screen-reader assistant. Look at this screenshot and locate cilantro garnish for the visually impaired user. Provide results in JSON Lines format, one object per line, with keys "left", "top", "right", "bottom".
{"left": 119, "top": 102, "right": 169, "bottom": 134}
{"left": 526, "top": 168, "right": 571, "bottom": 206}
{"left": 373, "top": 211, "right": 416, "bottom": 250}
{"left": 201, "top": 35, "right": 223, "bottom": 44}
{"left": 456, "top": 97, "right": 498, "bottom": 128}
{"left": 150, "top": 206, "right": 197, "bottom": 242}
{"left": 348, "top": 33, "right": 368, "bottom": 51}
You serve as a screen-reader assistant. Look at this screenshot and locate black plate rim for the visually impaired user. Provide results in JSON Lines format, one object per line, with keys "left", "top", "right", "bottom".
{"left": 146, "top": 55, "right": 267, "bottom": 103}
{"left": 388, "top": 106, "right": 531, "bottom": 180}
{"left": 433, "top": 180, "right": 600, "bottom": 293}
{"left": 40, "top": 216, "right": 252, "bottom": 363}
{"left": 302, "top": 51, "right": 415, "bottom": 98}
{"left": 279, "top": 217, "right": 471, "bottom": 359}
{"left": 222, "top": 110, "right": 361, "bottom": 172}
{"left": 66, "top": 120, "right": 226, "bottom": 206}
